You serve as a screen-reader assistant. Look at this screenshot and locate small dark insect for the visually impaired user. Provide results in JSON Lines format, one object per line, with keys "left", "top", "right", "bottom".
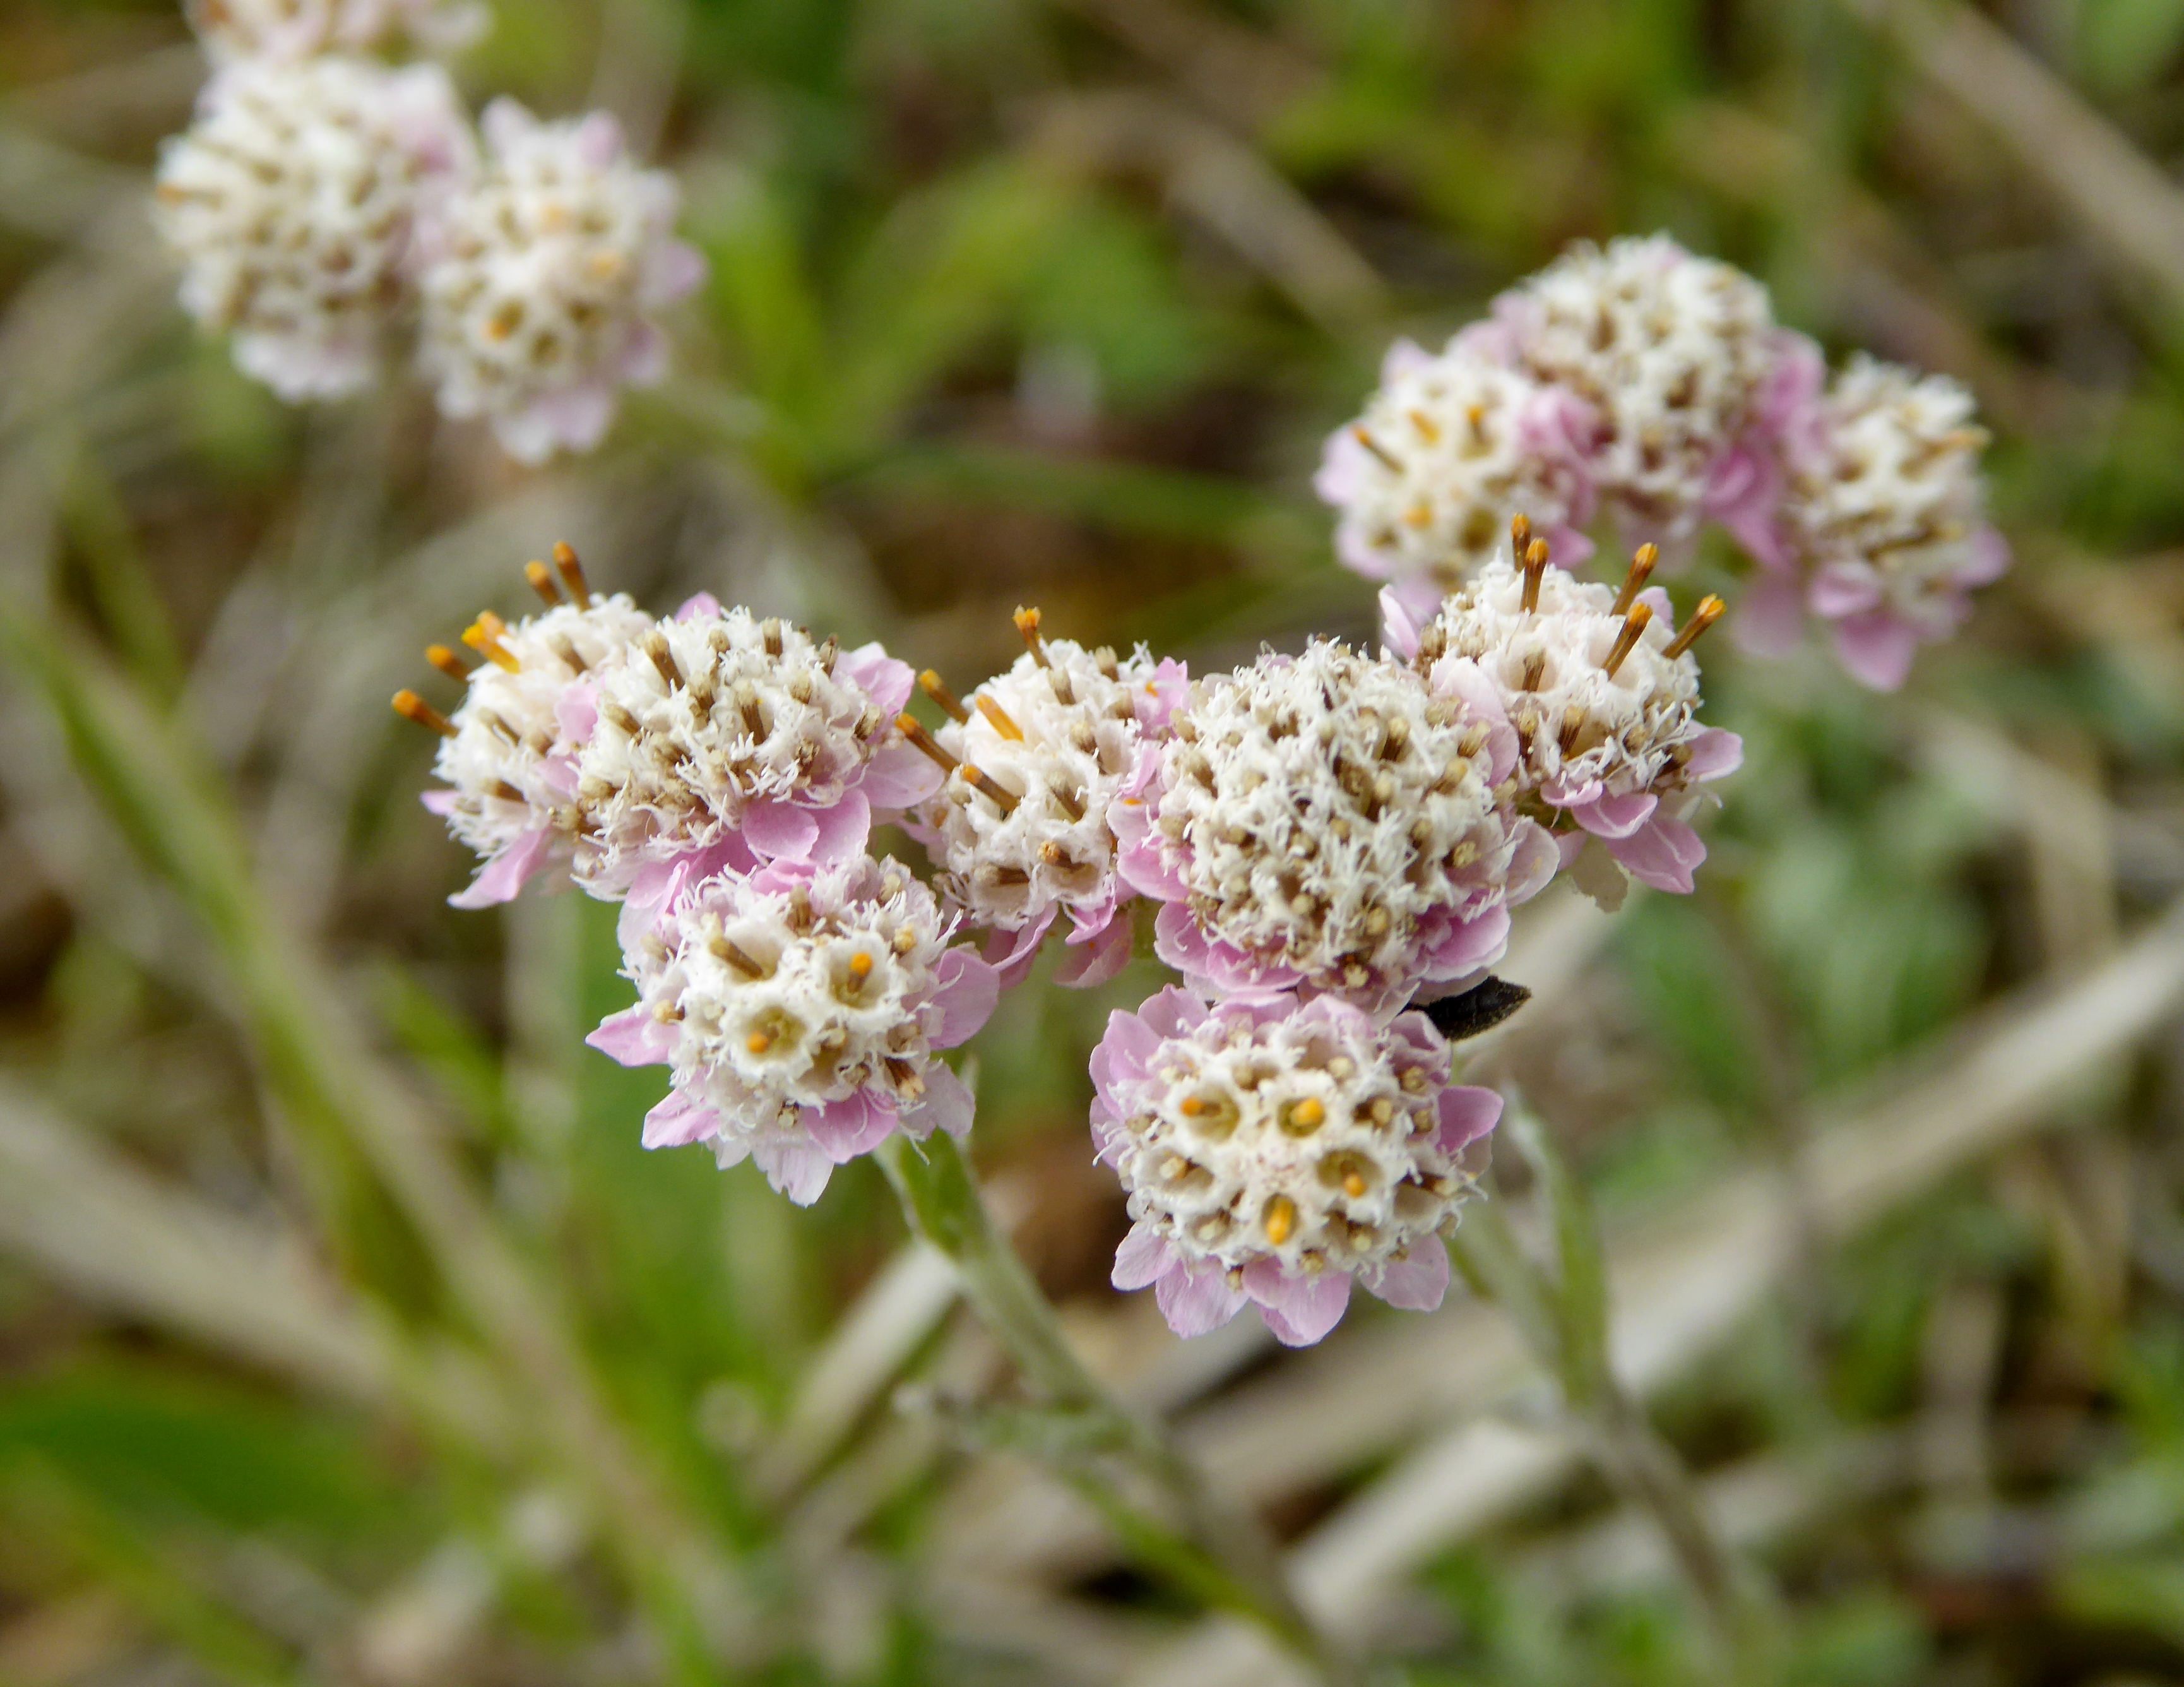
{"left": 1419, "top": 975, "right": 1532, "bottom": 1041}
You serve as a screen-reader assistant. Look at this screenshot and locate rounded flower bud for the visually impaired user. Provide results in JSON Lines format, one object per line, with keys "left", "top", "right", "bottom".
{"left": 588, "top": 856, "right": 1000, "bottom": 1205}
{"left": 1113, "top": 641, "right": 1554, "bottom": 1016}
{"left": 572, "top": 602, "right": 938, "bottom": 898}
{"left": 1094, "top": 987, "right": 1500, "bottom": 1346}
{"left": 1475, "top": 234, "right": 1784, "bottom": 539}
{"left": 1387, "top": 545, "right": 1742, "bottom": 894}
{"left": 154, "top": 56, "right": 470, "bottom": 400}
{"left": 1316, "top": 337, "right": 1593, "bottom": 605}
{"left": 417, "top": 100, "right": 704, "bottom": 463}
{"left": 422, "top": 584, "right": 653, "bottom": 907}
{"left": 1779, "top": 355, "right": 2007, "bottom": 691}
{"left": 184, "top": 0, "right": 487, "bottom": 64}
{"left": 910, "top": 615, "right": 1185, "bottom": 987}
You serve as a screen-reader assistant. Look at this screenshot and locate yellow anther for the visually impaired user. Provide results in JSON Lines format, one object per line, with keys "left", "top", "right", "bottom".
{"left": 1264, "top": 1196, "right": 1297, "bottom": 1247}
{"left": 975, "top": 695, "right": 1024, "bottom": 742}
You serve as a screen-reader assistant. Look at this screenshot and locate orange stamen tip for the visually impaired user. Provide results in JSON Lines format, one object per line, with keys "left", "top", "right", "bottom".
{"left": 848, "top": 953, "right": 874, "bottom": 979}
{"left": 1264, "top": 1197, "right": 1297, "bottom": 1246}
{"left": 523, "top": 560, "right": 562, "bottom": 604}
{"left": 1293, "top": 1098, "right": 1326, "bottom": 1128}
{"left": 392, "top": 689, "right": 456, "bottom": 737}
{"left": 746, "top": 1031, "right": 773, "bottom": 1054}
{"left": 426, "top": 644, "right": 469, "bottom": 681}
{"left": 1343, "top": 1172, "right": 1367, "bottom": 1198}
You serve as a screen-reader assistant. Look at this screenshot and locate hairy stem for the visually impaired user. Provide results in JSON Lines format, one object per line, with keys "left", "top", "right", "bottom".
{"left": 875, "top": 1131, "right": 1348, "bottom": 1682}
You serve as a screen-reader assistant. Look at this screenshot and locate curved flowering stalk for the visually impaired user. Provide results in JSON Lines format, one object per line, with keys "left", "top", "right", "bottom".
{"left": 902, "top": 606, "right": 1186, "bottom": 989}
{"left": 1385, "top": 527, "right": 1742, "bottom": 896}
{"left": 1112, "top": 637, "right": 1557, "bottom": 1018}
{"left": 1094, "top": 987, "right": 1500, "bottom": 1346}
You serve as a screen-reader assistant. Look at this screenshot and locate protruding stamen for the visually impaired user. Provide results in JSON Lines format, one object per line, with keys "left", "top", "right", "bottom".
{"left": 552, "top": 541, "right": 593, "bottom": 604}
{"left": 1520, "top": 537, "right": 1551, "bottom": 614}
{"left": 1263, "top": 1195, "right": 1297, "bottom": 1246}
{"left": 426, "top": 644, "right": 470, "bottom": 682}
{"left": 895, "top": 713, "right": 959, "bottom": 772}
{"left": 524, "top": 561, "right": 563, "bottom": 605}
{"left": 762, "top": 618, "right": 784, "bottom": 658}
{"left": 1408, "top": 408, "right": 1442, "bottom": 444}
{"left": 918, "top": 670, "right": 970, "bottom": 723}
{"left": 1603, "top": 602, "right": 1653, "bottom": 677}
{"left": 1038, "top": 842, "right": 1074, "bottom": 871}
{"left": 1662, "top": 594, "right": 1725, "bottom": 660}
{"left": 1351, "top": 424, "right": 1400, "bottom": 473}
{"left": 463, "top": 614, "right": 521, "bottom": 672}
{"left": 393, "top": 689, "right": 457, "bottom": 737}
{"left": 975, "top": 695, "right": 1024, "bottom": 742}
{"left": 961, "top": 765, "right": 1020, "bottom": 813}
{"left": 1281, "top": 1097, "right": 1326, "bottom": 1136}
{"left": 707, "top": 934, "right": 766, "bottom": 977}
{"left": 1612, "top": 543, "right": 1658, "bottom": 617}
{"left": 642, "top": 628, "right": 683, "bottom": 689}
{"left": 1558, "top": 705, "right": 1586, "bottom": 753}
{"left": 1050, "top": 784, "right": 1085, "bottom": 821}
{"left": 1510, "top": 512, "right": 1532, "bottom": 556}
{"left": 1012, "top": 606, "right": 1048, "bottom": 667}
{"left": 490, "top": 779, "right": 526, "bottom": 804}
{"left": 1342, "top": 1169, "right": 1368, "bottom": 1198}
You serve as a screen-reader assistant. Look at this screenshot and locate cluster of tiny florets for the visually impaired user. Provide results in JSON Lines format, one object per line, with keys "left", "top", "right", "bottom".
{"left": 155, "top": 9, "right": 700, "bottom": 461}
{"left": 918, "top": 631, "right": 1160, "bottom": 938}
{"left": 1148, "top": 642, "right": 1517, "bottom": 1003}
{"left": 1101, "top": 1001, "right": 1480, "bottom": 1279}
{"left": 154, "top": 57, "right": 467, "bottom": 400}
{"left": 573, "top": 609, "right": 896, "bottom": 893}
{"left": 1483, "top": 235, "right": 1782, "bottom": 535}
{"left": 417, "top": 102, "right": 702, "bottom": 463}
{"left": 185, "top": 0, "right": 486, "bottom": 64}
{"left": 1316, "top": 342, "right": 1589, "bottom": 594}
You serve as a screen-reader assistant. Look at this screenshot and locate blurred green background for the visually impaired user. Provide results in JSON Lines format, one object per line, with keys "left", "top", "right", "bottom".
{"left": 4, "top": 0, "right": 2184, "bottom": 1681}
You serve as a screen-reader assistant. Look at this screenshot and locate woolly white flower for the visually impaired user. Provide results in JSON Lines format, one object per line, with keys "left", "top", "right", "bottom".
{"left": 1315, "top": 337, "right": 1593, "bottom": 603}
{"left": 1093, "top": 988, "right": 1499, "bottom": 1345}
{"left": 1474, "top": 234, "right": 1783, "bottom": 537}
{"left": 1775, "top": 355, "right": 2007, "bottom": 691}
{"left": 417, "top": 100, "right": 704, "bottom": 463}
{"left": 154, "top": 56, "right": 469, "bottom": 401}
{"left": 1113, "top": 641, "right": 1554, "bottom": 1016}
{"left": 184, "top": 0, "right": 486, "bottom": 64}
{"left": 909, "top": 613, "right": 1185, "bottom": 987}
{"left": 1385, "top": 548, "right": 1742, "bottom": 893}
{"left": 409, "top": 557, "right": 652, "bottom": 907}
{"left": 571, "top": 601, "right": 935, "bottom": 898}
{"left": 588, "top": 857, "right": 999, "bottom": 1205}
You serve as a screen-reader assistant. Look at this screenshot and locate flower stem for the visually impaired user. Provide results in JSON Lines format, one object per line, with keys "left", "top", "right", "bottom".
{"left": 875, "top": 1131, "right": 1348, "bottom": 1681}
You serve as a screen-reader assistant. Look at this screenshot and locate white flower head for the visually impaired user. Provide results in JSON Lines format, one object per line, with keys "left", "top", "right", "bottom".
{"left": 1116, "top": 641, "right": 1553, "bottom": 1015}
{"left": 589, "top": 856, "right": 999, "bottom": 1205}
{"left": 155, "top": 56, "right": 470, "bottom": 401}
{"left": 572, "top": 603, "right": 928, "bottom": 895}
{"left": 1480, "top": 234, "right": 1781, "bottom": 536}
{"left": 1315, "top": 337, "right": 1592, "bottom": 596}
{"left": 417, "top": 100, "right": 704, "bottom": 463}
{"left": 910, "top": 611, "right": 1185, "bottom": 979}
{"left": 185, "top": 0, "right": 487, "bottom": 64}
{"left": 1786, "top": 355, "right": 2003, "bottom": 641}
{"left": 1093, "top": 989, "right": 1502, "bottom": 1345}
{"left": 408, "top": 549, "right": 651, "bottom": 907}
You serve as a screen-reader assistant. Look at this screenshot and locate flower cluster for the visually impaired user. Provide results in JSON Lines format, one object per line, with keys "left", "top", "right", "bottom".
{"left": 1319, "top": 235, "right": 2005, "bottom": 689}
{"left": 158, "top": 3, "right": 701, "bottom": 461}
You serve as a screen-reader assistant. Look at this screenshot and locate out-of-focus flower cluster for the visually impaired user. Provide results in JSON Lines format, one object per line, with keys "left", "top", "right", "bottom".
{"left": 404, "top": 234, "right": 2003, "bottom": 1350}
{"left": 1318, "top": 235, "right": 2007, "bottom": 689}
{"left": 155, "top": 1, "right": 701, "bottom": 462}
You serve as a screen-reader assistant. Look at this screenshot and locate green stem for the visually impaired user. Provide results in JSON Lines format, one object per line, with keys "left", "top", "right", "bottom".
{"left": 875, "top": 1132, "right": 1348, "bottom": 1682}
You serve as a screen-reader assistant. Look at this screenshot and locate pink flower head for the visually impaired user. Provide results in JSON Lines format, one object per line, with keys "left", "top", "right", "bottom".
{"left": 418, "top": 573, "right": 654, "bottom": 907}
{"left": 417, "top": 100, "right": 706, "bottom": 463}
{"left": 1112, "top": 640, "right": 1550, "bottom": 1019}
{"left": 1093, "top": 987, "right": 1500, "bottom": 1346}
{"left": 1776, "top": 355, "right": 2005, "bottom": 691}
{"left": 1401, "top": 546, "right": 1742, "bottom": 895}
{"left": 573, "top": 607, "right": 938, "bottom": 899}
{"left": 587, "top": 854, "right": 998, "bottom": 1205}
{"left": 906, "top": 617, "right": 1185, "bottom": 988}
{"left": 1316, "top": 335, "right": 1594, "bottom": 602}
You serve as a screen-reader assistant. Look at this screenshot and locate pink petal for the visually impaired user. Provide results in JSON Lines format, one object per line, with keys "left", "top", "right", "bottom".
{"left": 930, "top": 947, "right": 1001, "bottom": 1047}
{"left": 835, "top": 645, "right": 915, "bottom": 718}
{"left": 448, "top": 828, "right": 554, "bottom": 909}
{"left": 1379, "top": 588, "right": 1422, "bottom": 662}
{"left": 752, "top": 1140, "right": 833, "bottom": 1207}
{"left": 859, "top": 739, "right": 946, "bottom": 809}
{"left": 586, "top": 1003, "right": 673, "bottom": 1067}
{"left": 1957, "top": 526, "right": 2011, "bottom": 587}
{"left": 1112, "top": 1223, "right": 1176, "bottom": 1291}
{"left": 1362, "top": 1244, "right": 1450, "bottom": 1313}
{"left": 983, "top": 911, "right": 1055, "bottom": 989}
{"left": 1683, "top": 727, "right": 1743, "bottom": 781}
{"left": 641, "top": 1089, "right": 719, "bottom": 1148}
{"left": 1810, "top": 562, "right": 1884, "bottom": 619}
{"left": 805, "top": 791, "right": 872, "bottom": 866}
{"left": 1089, "top": 1006, "right": 1163, "bottom": 1118}
{"left": 1135, "top": 984, "right": 1209, "bottom": 1042}
{"left": 909, "top": 1063, "right": 975, "bottom": 1139}
{"left": 1733, "top": 573, "right": 1806, "bottom": 659}
{"left": 1420, "top": 902, "right": 1511, "bottom": 984}
{"left": 805, "top": 1092, "right": 899, "bottom": 1162}
{"left": 675, "top": 592, "right": 722, "bottom": 621}
{"left": 1606, "top": 814, "right": 1707, "bottom": 895}
{"left": 742, "top": 799, "right": 820, "bottom": 861}
{"left": 643, "top": 241, "right": 707, "bottom": 307}
{"left": 1154, "top": 1258, "right": 1249, "bottom": 1338}
{"left": 1573, "top": 790, "right": 1659, "bottom": 840}
{"left": 1435, "top": 1085, "right": 1504, "bottom": 1153}
{"left": 1505, "top": 818, "right": 1562, "bottom": 905}
{"left": 1242, "top": 1260, "right": 1353, "bottom": 1347}
{"left": 1130, "top": 660, "right": 1191, "bottom": 733}
{"left": 422, "top": 789, "right": 458, "bottom": 816}
{"left": 1055, "top": 912, "right": 1133, "bottom": 989}
{"left": 1832, "top": 612, "right": 1920, "bottom": 691}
